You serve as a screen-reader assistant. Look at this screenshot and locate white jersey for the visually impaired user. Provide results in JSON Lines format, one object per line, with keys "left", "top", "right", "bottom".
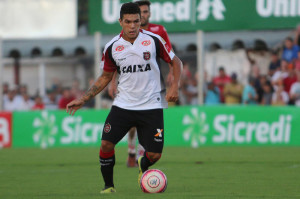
{"left": 100, "top": 29, "right": 175, "bottom": 110}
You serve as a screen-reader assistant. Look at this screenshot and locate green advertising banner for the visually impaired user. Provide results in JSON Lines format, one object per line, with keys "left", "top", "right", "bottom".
{"left": 13, "top": 110, "right": 110, "bottom": 148}
{"left": 166, "top": 106, "right": 300, "bottom": 147}
{"left": 89, "top": 0, "right": 300, "bottom": 34}
{"left": 12, "top": 106, "right": 300, "bottom": 148}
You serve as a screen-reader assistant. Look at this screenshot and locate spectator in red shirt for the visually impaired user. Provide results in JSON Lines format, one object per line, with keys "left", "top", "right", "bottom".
{"left": 283, "top": 63, "right": 297, "bottom": 93}
{"left": 213, "top": 67, "right": 231, "bottom": 102}
{"left": 32, "top": 96, "right": 45, "bottom": 110}
{"left": 58, "top": 88, "right": 75, "bottom": 109}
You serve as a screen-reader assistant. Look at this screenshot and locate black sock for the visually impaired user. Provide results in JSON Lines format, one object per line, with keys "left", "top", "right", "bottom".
{"left": 99, "top": 151, "right": 115, "bottom": 188}
{"left": 141, "top": 152, "right": 158, "bottom": 172}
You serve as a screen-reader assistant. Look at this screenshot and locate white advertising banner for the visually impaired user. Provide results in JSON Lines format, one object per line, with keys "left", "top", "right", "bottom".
{"left": 0, "top": 0, "right": 77, "bottom": 39}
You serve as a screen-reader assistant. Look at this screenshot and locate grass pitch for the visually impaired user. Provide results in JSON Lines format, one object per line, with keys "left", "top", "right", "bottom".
{"left": 1, "top": 146, "right": 300, "bottom": 199}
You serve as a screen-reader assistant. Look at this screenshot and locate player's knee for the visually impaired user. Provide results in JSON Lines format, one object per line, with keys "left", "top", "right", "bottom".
{"left": 100, "top": 140, "right": 115, "bottom": 152}
{"left": 147, "top": 152, "right": 161, "bottom": 162}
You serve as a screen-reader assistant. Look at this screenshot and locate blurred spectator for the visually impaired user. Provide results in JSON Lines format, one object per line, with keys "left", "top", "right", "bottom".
{"left": 255, "top": 75, "right": 268, "bottom": 103}
{"left": 247, "top": 50, "right": 271, "bottom": 76}
{"left": 283, "top": 63, "right": 297, "bottom": 93}
{"left": 204, "top": 82, "right": 220, "bottom": 105}
{"left": 71, "top": 79, "right": 84, "bottom": 99}
{"left": 19, "top": 84, "right": 28, "bottom": 95}
{"left": 271, "top": 60, "right": 289, "bottom": 90}
{"left": 18, "top": 93, "right": 34, "bottom": 110}
{"left": 182, "top": 62, "right": 192, "bottom": 79}
{"left": 261, "top": 81, "right": 273, "bottom": 105}
{"left": 224, "top": 73, "right": 243, "bottom": 104}
{"left": 213, "top": 67, "right": 231, "bottom": 102}
{"left": 272, "top": 84, "right": 289, "bottom": 106}
{"left": 32, "top": 96, "right": 45, "bottom": 110}
{"left": 289, "top": 71, "right": 300, "bottom": 106}
{"left": 282, "top": 37, "right": 299, "bottom": 63}
{"left": 182, "top": 75, "right": 198, "bottom": 105}
{"left": 51, "top": 78, "right": 63, "bottom": 101}
{"left": 268, "top": 51, "right": 281, "bottom": 77}
{"left": 179, "top": 62, "right": 193, "bottom": 105}
{"left": 14, "top": 85, "right": 27, "bottom": 105}
{"left": 2, "top": 83, "right": 9, "bottom": 95}
{"left": 58, "top": 88, "right": 75, "bottom": 109}
{"left": 294, "top": 51, "right": 300, "bottom": 71}
{"left": 242, "top": 77, "right": 258, "bottom": 104}
{"left": 44, "top": 90, "right": 58, "bottom": 110}
{"left": 3, "top": 90, "right": 18, "bottom": 111}
{"left": 2, "top": 83, "right": 9, "bottom": 104}
{"left": 294, "top": 25, "right": 300, "bottom": 47}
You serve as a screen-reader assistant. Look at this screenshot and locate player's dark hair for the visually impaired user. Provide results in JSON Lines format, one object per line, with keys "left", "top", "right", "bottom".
{"left": 135, "top": 0, "right": 151, "bottom": 7}
{"left": 285, "top": 37, "right": 293, "bottom": 42}
{"left": 120, "top": 2, "right": 141, "bottom": 20}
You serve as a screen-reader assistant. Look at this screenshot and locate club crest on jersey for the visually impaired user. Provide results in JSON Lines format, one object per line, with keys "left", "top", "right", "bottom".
{"left": 141, "top": 40, "right": 151, "bottom": 46}
{"left": 143, "top": 51, "right": 151, "bottom": 60}
{"left": 116, "top": 45, "right": 124, "bottom": 51}
{"left": 104, "top": 123, "right": 111, "bottom": 133}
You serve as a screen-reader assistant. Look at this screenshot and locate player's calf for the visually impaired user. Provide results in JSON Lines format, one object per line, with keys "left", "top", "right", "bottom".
{"left": 99, "top": 141, "right": 116, "bottom": 189}
{"left": 141, "top": 152, "right": 161, "bottom": 172}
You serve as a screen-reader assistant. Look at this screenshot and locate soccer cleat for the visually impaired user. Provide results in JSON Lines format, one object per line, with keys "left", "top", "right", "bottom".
{"left": 100, "top": 187, "right": 116, "bottom": 194}
{"left": 127, "top": 155, "right": 138, "bottom": 167}
{"left": 138, "top": 156, "right": 143, "bottom": 185}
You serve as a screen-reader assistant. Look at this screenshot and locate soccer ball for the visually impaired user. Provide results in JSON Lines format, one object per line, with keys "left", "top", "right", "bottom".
{"left": 140, "top": 169, "right": 167, "bottom": 193}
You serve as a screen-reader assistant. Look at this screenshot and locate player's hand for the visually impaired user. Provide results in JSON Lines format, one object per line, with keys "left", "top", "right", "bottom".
{"left": 165, "top": 84, "right": 179, "bottom": 102}
{"left": 66, "top": 99, "right": 84, "bottom": 116}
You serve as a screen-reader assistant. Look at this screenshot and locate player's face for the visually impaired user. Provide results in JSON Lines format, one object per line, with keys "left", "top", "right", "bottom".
{"left": 139, "top": 5, "right": 150, "bottom": 27}
{"left": 119, "top": 14, "right": 141, "bottom": 42}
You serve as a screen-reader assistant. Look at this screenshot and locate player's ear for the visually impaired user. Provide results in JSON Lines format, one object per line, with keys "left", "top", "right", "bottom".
{"left": 119, "top": 18, "right": 122, "bottom": 27}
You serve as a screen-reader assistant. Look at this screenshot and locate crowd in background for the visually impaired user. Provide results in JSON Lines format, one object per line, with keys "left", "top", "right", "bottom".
{"left": 179, "top": 30, "right": 300, "bottom": 107}
{"left": 3, "top": 28, "right": 300, "bottom": 111}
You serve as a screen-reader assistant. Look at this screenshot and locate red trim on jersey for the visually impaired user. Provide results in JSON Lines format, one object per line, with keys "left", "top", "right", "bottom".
{"left": 158, "top": 40, "right": 172, "bottom": 63}
{"left": 147, "top": 23, "right": 172, "bottom": 49}
{"left": 99, "top": 149, "right": 115, "bottom": 158}
{"left": 103, "top": 48, "right": 117, "bottom": 72}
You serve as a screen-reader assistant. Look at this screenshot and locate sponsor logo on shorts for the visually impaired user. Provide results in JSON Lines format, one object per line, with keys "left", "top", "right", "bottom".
{"left": 116, "top": 45, "right": 124, "bottom": 51}
{"left": 155, "top": 129, "right": 163, "bottom": 137}
{"left": 154, "top": 129, "right": 163, "bottom": 142}
{"left": 141, "top": 40, "right": 151, "bottom": 46}
{"left": 143, "top": 51, "right": 151, "bottom": 60}
{"left": 104, "top": 123, "right": 111, "bottom": 133}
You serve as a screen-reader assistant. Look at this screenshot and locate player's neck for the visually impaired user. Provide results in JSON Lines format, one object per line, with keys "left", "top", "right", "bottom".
{"left": 141, "top": 24, "right": 149, "bottom": 30}
{"left": 122, "top": 34, "right": 138, "bottom": 44}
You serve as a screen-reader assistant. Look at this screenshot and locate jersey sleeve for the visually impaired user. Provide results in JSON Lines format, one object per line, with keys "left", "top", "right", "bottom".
{"left": 100, "top": 45, "right": 117, "bottom": 72}
{"left": 157, "top": 36, "right": 175, "bottom": 63}
{"left": 159, "top": 26, "right": 172, "bottom": 50}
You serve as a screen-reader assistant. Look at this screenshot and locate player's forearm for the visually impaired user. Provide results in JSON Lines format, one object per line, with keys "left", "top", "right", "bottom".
{"left": 170, "top": 56, "right": 182, "bottom": 88}
{"left": 80, "top": 72, "right": 113, "bottom": 103}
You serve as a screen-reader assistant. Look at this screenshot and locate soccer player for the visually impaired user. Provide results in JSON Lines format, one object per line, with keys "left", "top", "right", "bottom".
{"left": 109, "top": 0, "right": 173, "bottom": 167}
{"left": 66, "top": 2, "right": 182, "bottom": 194}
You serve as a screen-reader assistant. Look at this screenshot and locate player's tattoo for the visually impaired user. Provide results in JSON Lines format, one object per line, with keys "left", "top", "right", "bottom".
{"left": 82, "top": 85, "right": 102, "bottom": 102}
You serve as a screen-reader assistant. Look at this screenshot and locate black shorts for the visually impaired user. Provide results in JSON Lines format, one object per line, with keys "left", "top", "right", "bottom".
{"left": 101, "top": 106, "right": 164, "bottom": 153}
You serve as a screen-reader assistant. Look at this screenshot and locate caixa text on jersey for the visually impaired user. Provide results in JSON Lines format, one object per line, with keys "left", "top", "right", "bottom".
{"left": 118, "top": 64, "right": 152, "bottom": 74}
